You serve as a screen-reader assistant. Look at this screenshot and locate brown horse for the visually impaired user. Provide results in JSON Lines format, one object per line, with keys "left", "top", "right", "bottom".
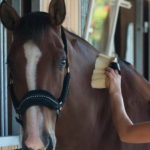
{"left": 1, "top": 0, "right": 150, "bottom": 150}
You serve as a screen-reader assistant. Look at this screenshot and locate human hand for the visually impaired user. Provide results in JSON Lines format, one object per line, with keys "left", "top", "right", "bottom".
{"left": 105, "top": 67, "right": 122, "bottom": 95}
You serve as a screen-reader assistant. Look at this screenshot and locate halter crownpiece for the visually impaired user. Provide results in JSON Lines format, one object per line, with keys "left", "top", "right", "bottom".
{"left": 9, "top": 27, "right": 71, "bottom": 125}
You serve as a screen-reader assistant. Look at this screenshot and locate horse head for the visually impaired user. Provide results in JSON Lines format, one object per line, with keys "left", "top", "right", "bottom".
{"left": 0, "top": 0, "right": 68, "bottom": 149}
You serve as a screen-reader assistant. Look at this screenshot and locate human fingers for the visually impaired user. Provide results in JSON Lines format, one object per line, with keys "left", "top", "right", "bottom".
{"left": 106, "top": 67, "right": 120, "bottom": 77}
{"left": 105, "top": 69, "right": 115, "bottom": 80}
{"left": 105, "top": 67, "right": 116, "bottom": 76}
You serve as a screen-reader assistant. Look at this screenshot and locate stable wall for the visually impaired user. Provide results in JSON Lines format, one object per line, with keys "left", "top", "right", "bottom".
{"left": 42, "top": 0, "right": 80, "bottom": 35}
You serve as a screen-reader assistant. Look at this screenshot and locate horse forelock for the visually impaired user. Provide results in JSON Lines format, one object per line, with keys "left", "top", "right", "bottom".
{"left": 15, "top": 12, "right": 51, "bottom": 41}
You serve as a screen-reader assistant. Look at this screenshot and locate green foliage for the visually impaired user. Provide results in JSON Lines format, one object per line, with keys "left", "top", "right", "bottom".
{"left": 88, "top": 0, "right": 110, "bottom": 49}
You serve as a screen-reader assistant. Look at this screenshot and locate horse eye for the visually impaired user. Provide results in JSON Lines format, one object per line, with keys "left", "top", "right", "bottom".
{"left": 57, "top": 58, "right": 66, "bottom": 69}
{"left": 61, "top": 59, "right": 66, "bottom": 65}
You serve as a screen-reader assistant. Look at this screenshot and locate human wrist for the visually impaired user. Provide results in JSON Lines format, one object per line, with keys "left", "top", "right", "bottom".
{"left": 109, "top": 92, "right": 123, "bottom": 104}
{"left": 109, "top": 89, "right": 122, "bottom": 96}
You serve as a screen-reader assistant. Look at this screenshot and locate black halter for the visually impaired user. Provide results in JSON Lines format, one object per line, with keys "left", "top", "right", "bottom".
{"left": 9, "top": 27, "right": 71, "bottom": 125}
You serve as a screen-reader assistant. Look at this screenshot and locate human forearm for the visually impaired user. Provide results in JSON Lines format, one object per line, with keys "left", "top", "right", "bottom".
{"left": 111, "top": 92, "right": 150, "bottom": 143}
{"left": 110, "top": 92, "right": 133, "bottom": 141}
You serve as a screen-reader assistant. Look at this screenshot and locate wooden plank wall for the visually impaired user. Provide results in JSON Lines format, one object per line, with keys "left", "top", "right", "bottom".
{"left": 41, "top": 0, "right": 80, "bottom": 35}
{"left": 0, "top": 145, "right": 18, "bottom": 150}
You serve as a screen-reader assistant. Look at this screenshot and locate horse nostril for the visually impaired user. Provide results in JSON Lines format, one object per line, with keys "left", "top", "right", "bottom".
{"left": 24, "top": 136, "right": 46, "bottom": 150}
{"left": 45, "top": 136, "right": 53, "bottom": 150}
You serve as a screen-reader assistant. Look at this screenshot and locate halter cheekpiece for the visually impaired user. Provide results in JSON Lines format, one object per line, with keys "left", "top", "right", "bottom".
{"left": 9, "top": 27, "right": 71, "bottom": 125}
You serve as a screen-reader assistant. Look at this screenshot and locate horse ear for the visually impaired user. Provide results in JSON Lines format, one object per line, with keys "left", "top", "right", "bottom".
{"left": 49, "top": 0, "right": 66, "bottom": 26}
{"left": 0, "top": 1, "right": 20, "bottom": 30}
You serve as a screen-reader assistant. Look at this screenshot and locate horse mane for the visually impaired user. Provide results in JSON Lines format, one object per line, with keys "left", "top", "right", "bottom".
{"left": 64, "top": 29, "right": 98, "bottom": 51}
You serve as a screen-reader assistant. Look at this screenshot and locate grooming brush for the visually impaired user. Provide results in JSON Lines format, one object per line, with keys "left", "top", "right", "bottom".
{"left": 91, "top": 54, "right": 120, "bottom": 89}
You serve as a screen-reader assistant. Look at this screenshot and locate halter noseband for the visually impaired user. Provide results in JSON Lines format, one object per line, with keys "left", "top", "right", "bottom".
{"left": 9, "top": 27, "right": 71, "bottom": 125}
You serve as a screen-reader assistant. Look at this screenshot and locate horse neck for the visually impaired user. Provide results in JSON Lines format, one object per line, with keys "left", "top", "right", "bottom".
{"left": 65, "top": 30, "right": 104, "bottom": 110}
{"left": 66, "top": 31, "right": 98, "bottom": 75}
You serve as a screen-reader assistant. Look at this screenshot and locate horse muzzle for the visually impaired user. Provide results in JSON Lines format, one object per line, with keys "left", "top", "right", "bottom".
{"left": 22, "top": 134, "right": 54, "bottom": 150}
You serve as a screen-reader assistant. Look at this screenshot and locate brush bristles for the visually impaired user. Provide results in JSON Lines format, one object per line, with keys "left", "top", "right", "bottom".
{"left": 91, "top": 54, "right": 114, "bottom": 89}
